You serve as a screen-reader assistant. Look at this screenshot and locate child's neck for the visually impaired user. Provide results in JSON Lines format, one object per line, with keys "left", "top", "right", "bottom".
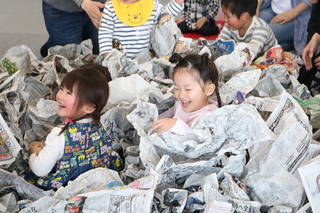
{"left": 239, "top": 16, "right": 253, "bottom": 38}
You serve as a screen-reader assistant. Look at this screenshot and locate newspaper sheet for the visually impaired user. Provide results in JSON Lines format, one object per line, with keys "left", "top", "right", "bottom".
{"left": 0, "top": 34, "right": 319, "bottom": 212}
{"left": 0, "top": 168, "right": 44, "bottom": 200}
{"left": 298, "top": 155, "right": 320, "bottom": 213}
{"left": 219, "top": 69, "right": 262, "bottom": 104}
{"left": 150, "top": 13, "right": 182, "bottom": 57}
{"left": 244, "top": 91, "right": 313, "bottom": 210}
{"left": 20, "top": 168, "right": 158, "bottom": 213}
{"left": 296, "top": 203, "right": 313, "bottom": 213}
{"left": 202, "top": 173, "right": 262, "bottom": 213}
{"left": 0, "top": 113, "right": 21, "bottom": 165}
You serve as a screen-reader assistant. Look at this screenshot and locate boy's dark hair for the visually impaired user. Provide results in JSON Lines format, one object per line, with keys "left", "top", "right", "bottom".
{"left": 59, "top": 63, "right": 110, "bottom": 129}
{"left": 221, "top": 0, "right": 257, "bottom": 19}
{"left": 169, "top": 53, "right": 222, "bottom": 107}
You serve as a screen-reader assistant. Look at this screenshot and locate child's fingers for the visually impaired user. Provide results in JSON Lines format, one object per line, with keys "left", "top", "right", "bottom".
{"left": 150, "top": 120, "right": 163, "bottom": 131}
{"left": 157, "top": 126, "right": 167, "bottom": 135}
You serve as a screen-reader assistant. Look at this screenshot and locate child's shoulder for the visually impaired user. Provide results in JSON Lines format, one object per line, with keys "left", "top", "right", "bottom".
{"left": 252, "top": 16, "right": 269, "bottom": 29}
{"left": 50, "top": 126, "right": 64, "bottom": 136}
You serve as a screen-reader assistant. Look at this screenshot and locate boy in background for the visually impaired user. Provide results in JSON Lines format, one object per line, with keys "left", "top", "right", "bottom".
{"left": 218, "top": 0, "right": 278, "bottom": 59}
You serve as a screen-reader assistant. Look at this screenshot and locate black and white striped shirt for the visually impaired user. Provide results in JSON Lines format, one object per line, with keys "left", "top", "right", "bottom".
{"left": 99, "top": 0, "right": 183, "bottom": 59}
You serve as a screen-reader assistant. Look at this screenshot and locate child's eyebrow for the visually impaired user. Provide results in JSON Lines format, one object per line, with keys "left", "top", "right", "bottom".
{"left": 177, "top": 83, "right": 194, "bottom": 87}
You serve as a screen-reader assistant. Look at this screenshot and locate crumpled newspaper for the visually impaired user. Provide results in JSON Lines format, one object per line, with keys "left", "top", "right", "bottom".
{"left": 0, "top": 35, "right": 319, "bottom": 213}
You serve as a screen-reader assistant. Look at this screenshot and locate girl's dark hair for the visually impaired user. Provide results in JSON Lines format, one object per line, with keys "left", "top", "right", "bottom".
{"left": 221, "top": 0, "right": 257, "bottom": 19}
{"left": 169, "top": 53, "right": 222, "bottom": 107}
{"left": 58, "top": 63, "right": 111, "bottom": 134}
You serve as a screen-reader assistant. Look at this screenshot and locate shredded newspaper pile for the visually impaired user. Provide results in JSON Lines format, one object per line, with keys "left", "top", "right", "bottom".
{"left": 0, "top": 24, "right": 320, "bottom": 212}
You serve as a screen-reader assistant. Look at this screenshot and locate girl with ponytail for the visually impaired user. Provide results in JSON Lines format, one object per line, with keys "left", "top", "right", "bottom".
{"left": 26, "top": 64, "right": 122, "bottom": 190}
{"left": 151, "top": 53, "right": 221, "bottom": 135}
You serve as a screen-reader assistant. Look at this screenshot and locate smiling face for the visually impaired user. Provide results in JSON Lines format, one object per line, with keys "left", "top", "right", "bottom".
{"left": 173, "top": 68, "right": 213, "bottom": 113}
{"left": 127, "top": 12, "right": 143, "bottom": 24}
{"left": 222, "top": 6, "right": 244, "bottom": 31}
{"left": 56, "top": 86, "right": 93, "bottom": 120}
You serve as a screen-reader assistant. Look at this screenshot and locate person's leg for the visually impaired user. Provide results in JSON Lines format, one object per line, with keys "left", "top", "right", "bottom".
{"left": 259, "top": 6, "right": 276, "bottom": 23}
{"left": 268, "top": 21, "right": 294, "bottom": 51}
{"left": 198, "top": 20, "right": 219, "bottom": 36}
{"left": 41, "top": 1, "right": 87, "bottom": 57}
{"left": 298, "top": 53, "right": 320, "bottom": 91}
{"left": 177, "top": 21, "right": 192, "bottom": 33}
{"left": 82, "top": 14, "right": 99, "bottom": 55}
{"left": 310, "top": 70, "right": 320, "bottom": 95}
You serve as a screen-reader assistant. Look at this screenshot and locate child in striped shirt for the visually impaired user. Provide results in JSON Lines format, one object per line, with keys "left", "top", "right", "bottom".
{"left": 99, "top": 0, "right": 184, "bottom": 59}
{"left": 219, "top": 0, "right": 278, "bottom": 59}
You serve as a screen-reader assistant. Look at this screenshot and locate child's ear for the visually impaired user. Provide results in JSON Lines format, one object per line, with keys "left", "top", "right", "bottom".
{"left": 241, "top": 12, "right": 250, "bottom": 20}
{"left": 84, "top": 104, "right": 96, "bottom": 114}
{"left": 205, "top": 83, "right": 216, "bottom": 96}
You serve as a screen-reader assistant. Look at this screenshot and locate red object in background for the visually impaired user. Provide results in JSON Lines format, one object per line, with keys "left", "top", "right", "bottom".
{"left": 182, "top": 21, "right": 226, "bottom": 40}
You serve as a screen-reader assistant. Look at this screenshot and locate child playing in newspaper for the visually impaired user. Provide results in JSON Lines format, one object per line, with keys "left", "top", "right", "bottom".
{"left": 218, "top": 0, "right": 278, "bottom": 59}
{"left": 150, "top": 53, "right": 222, "bottom": 135}
{"left": 99, "top": 0, "right": 184, "bottom": 59}
{"left": 26, "top": 64, "right": 122, "bottom": 190}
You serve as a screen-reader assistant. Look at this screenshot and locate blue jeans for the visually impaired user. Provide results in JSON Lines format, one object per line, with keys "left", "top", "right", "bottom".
{"left": 41, "top": 1, "right": 99, "bottom": 57}
{"left": 259, "top": 6, "right": 294, "bottom": 51}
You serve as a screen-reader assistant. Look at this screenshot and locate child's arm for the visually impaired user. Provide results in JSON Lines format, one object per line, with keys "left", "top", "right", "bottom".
{"left": 177, "top": 17, "right": 186, "bottom": 24}
{"left": 151, "top": 118, "right": 177, "bottom": 135}
{"left": 151, "top": 103, "right": 193, "bottom": 135}
{"left": 161, "top": 0, "right": 184, "bottom": 19}
{"left": 151, "top": 117, "right": 193, "bottom": 135}
{"left": 195, "top": 0, "right": 219, "bottom": 30}
{"left": 176, "top": 0, "right": 187, "bottom": 24}
{"left": 173, "top": 0, "right": 184, "bottom": 5}
{"left": 158, "top": 104, "right": 177, "bottom": 119}
{"left": 204, "top": 0, "right": 219, "bottom": 22}
{"left": 29, "top": 127, "right": 65, "bottom": 177}
{"left": 218, "top": 24, "right": 232, "bottom": 41}
{"left": 98, "top": 2, "right": 115, "bottom": 57}
{"left": 28, "top": 141, "right": 46, "bottom": 156}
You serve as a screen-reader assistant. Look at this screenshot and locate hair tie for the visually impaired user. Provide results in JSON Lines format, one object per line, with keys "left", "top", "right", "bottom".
{"left": 65, "top": 119, "right": 73, "bottom": 124}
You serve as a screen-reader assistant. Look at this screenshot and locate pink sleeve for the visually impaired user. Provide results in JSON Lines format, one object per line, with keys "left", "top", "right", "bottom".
{"left": 158, "top": 103, "right": 177, "bottom": 119}
{"left": 170, "top": 118, "right": 193, "bottom": 135}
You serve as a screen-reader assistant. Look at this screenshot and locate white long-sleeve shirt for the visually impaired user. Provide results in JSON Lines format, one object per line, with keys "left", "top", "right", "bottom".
{"left": 28, "top": 118, "right": 93, "bottom": 177}
{"left": 99, "top": 0, "right": 183, "bottom": 59}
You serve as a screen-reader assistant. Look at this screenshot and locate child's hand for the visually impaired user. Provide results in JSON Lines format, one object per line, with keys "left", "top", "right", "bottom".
{"left": 103, "top": 52, "right": 110, "bottom": 58}
{"left": 29, "top": 141, "right": 46, "bottom": 155}
{"left": 151, "top": 118, "right": 177, "bottom": 135}
{"left": 177, "top": 17, "right": 186, "bottom": 24}
{"left": 173, "top": 0, "right": 184, "bottom": 5}
{"left": 195, "top": 17, "right": 207, "bottom": 30}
